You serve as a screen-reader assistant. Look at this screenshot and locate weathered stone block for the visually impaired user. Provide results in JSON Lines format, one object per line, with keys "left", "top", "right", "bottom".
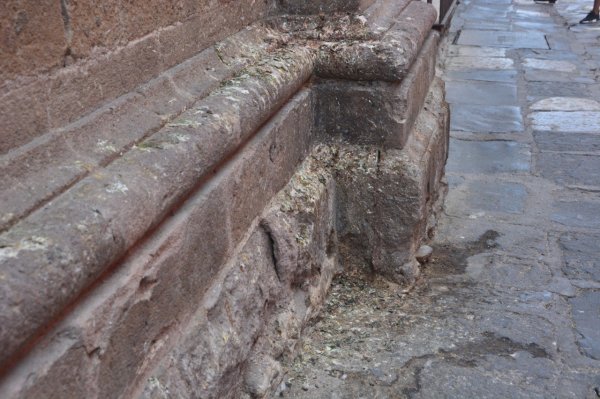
{"left": 47, "top": 35, "right": 162, "bottom": 127}
{"left": 228, "top": 89, "right": 314, "bottom": 244}
{"left": 166, "top": 47, "right": 233, "bottom": 98}
{"left": 0, "top": 3, "right": 449, "bottom": 397}
{"left": 0, "top": 66, "right": 313, "bottom": 369}
{"left": 277, "top": 0, "right": 372, "bottom": 14}
{"left": 140, "top": 154, "right": 337, "bottom": 399}
{"left": 333, "top": 78, "right": 449, "bottom": 283}
{"left": 315, "top": 1, "right": 437, "bottom": 82}
{"left": 315, "top": 31, "right": 438, "bottom": 149}
{"left": 0, "top": 0, "right": 66, "bottom": 82}
{"left": 0, "top": 80, "right": 50, "bottom": 154}
{"left": 158, "top": 1, "right": 273, "bottom": 71}
{"left": 65, "top": 0, "right": 124, "bottom": 57}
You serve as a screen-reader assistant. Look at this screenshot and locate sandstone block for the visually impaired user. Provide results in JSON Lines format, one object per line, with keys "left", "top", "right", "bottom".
{"left": 314, "top": 2, "right": 437, "bottom": 82}
{"left": 0, "top": 168, "right": 232, "bottom": 398}
{"left": 0, "top": 59, "right": 313, "bottom": 368}
{"left": 167, "top": 47, "right": 232, "bottom": 98}
{"left": 315, "top": 30, "right": 438, "bottom": 148}
{"left": 331, "top": 78, "right": 449, "bottom": 284}
{"left": 228, "top": 89, "right": 314, "bottom": 244}
{"left": 140, "top": 153, "right": 337, "bottom": 399}
{"left": 0, "top": 80, "right": 50, "bottom": 154}
{"left": 65, "top": 0, "right": 124, "bottom": 57}
{"left": 47, "top": 35, "right": 162, "bottom": 127}
{"left": 0, "top": 0, "right": 66, "bottom": 82}
{"left": 277, "top": 0, "right": 372, "bottom": 14}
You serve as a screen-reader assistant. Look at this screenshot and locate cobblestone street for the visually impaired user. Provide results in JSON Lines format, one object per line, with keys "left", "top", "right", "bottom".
{"left": 278, "top": 0, "right": 600, "bottom": 397}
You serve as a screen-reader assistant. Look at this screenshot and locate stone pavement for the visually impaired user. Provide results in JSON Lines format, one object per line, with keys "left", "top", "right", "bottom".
{"left": 276, "top": 0, "right": 600, "bottom": 397}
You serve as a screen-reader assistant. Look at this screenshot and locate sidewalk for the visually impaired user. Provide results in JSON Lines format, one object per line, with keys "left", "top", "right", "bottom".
{"left": 277, "top": 0, "right": 600, "bottom": 397}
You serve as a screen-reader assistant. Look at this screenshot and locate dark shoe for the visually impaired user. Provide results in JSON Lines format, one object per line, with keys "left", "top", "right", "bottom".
{"left": 580, "top": 10, "right": 600, "bottom": 23}
{"left": 534, "top": 0, "right": 556, "bottom": 3}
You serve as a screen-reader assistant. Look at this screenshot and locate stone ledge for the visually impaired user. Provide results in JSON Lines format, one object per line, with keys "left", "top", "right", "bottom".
{"left": 0, "top": 24, "right": 282, "bottom": 233}
{"left": 0, "top": 75, "right": 448, "bottom": 398}
{"left": 0, "top": 0, "right": 439, "bottom": 382}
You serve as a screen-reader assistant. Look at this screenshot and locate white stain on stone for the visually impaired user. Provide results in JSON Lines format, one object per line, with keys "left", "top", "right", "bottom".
{"left": 106, "top": 181, "right": 129, "bottom": 194}
{"left": 530, "top": 97, "right": 600, "bottom": 111}
{"left": 0, "top": 236, "right": 50, "bottom": 260}
{"left": 171, "top": 133, "right": 190, "bottom": 143}
{"left": 96, "top": 140, "right": 117, "bottom": 153}
{"left": 524, "top": 58, "right": 577, "bottom": 73}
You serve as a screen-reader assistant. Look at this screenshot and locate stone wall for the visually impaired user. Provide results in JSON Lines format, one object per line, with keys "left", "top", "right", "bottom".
{"left": 0, "top": 0, "right": 275, "bottom": 155}
{"left": 0, "top": 1, "right": 449, "bottom": 397}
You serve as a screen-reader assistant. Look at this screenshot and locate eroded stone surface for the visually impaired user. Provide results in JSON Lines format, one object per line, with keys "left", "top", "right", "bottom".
{"left": 537, "top": 153, "right": 600, "bottom": 187}
{"left": 451, "top": 104, "right": 523, "bottom": 132}
{"left": 457, "top": 30, "right": 549, "bottom": 49}
{"left": 446, "top": 56, "right": 515, "bottom": 70}
{"left": 446, "top": 80, "right": 518, "bottom": 105}
{"left": 280, "top": 0, "right": 600, "bottom": 397}
{"left": 530, "top": 97, "right": 600, "bottom": 111}
{"left": 560, "top": 233, "right": 600, "bottom": 282}
{"left": 446, "top": 140, "right": 531, "bottom": 173}
{"left": 570, "top": 291, "right": 600, "bottom": 360}
{"left": 530, "top": 111, "right": 600, "bottom": 132}
{"left": 524, "top": 58, "right": 578, "bottom": 72}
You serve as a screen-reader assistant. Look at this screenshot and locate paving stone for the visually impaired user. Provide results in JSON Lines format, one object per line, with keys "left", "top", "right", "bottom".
{"left": 513, "top": 20, "right": 561, "bottom": 31}
{"left": 457, "top": 29, "right": 549, "bottom": 49}
{"left": 462, "top": 4, "right": 512, "bottom": 19}
{"left": 560, "top": 233, "right": 600, "bottom": 282}
{"left": 524, "top": 69, "right": 595, "bottom": 83}
{"left": 446, "top": 56, "right": 515, "bottom": 70}
{"left": 466, "top": 181, "right": 527, "bottom": 213}
{"left": 530, "top": 111, "right": 600, "bottom": 132}
{"left": 537, "top": 153, "right": 600, "bottom": 186}
{"left": 446, "top": 139, "right": 531, "bottom": 174}
{"left": 514, "top": 8, "right": 552, "bottom": 18}
{"left": 462, "top": 21, "right": 514, "bottom": 30}
{"left": 448, "top": 45, "right": 507, "bottom": 58}
{"left": 530, "top": 97, "right": 600, "bottom": 111}
{"left": 551, "top": 200, "right": 600, "bottom": 229}
{"left": 517, "top": 49, "right": 579, "bottom": 61}
{"left": 445, "top": 69, "right": 518, "bottom": 83}
{"left": 545, "top": 34, "right": 573, "bottom": 51}
{"left": 534, "top": 131, "right": 600, "bottom": 152}
{"left": 451, "top": 104, "right": 524, "bottom": 132}
{"left": 526, "top": 82, "right": 593, "bottom": 98}
{"left": 446, "top": 180, "right": 528, "bottom": 216}
{"left": 523, "top": 58, "right": 578, "bottom": 73}
{"left": 570, "top": 291, "right": 600, "bottom": 360}
{"left": 446, "top": 80, "right": 518, "bottom": 105}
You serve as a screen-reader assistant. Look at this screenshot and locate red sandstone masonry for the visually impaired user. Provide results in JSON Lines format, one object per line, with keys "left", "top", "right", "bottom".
{"left": 0, "top": 0, "right": 66, "bottom": 84}
{"left": 0, "top": 89, "right": 315, "bottom": 399}
{"left": 0, "top": 1, "right": 444, "bottom": 396}
{"left": 0, "top": 46, "right": 316, "bottom": 370}
{"left": 0, "top": 25, "right": 278, "bottom": 233}
{"left": 0, "top": 3, "right": 437, "bottom": 370}
{"left": 0, "top": 0, "right": 274, "bottom": 155}
{"left": 315, "top": 32, "right": 439, "bottom": 148}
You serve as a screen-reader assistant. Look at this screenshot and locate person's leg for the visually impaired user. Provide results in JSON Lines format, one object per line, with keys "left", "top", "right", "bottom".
{"left": 580, "top": 0, "right": 600, "bottom": 23}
